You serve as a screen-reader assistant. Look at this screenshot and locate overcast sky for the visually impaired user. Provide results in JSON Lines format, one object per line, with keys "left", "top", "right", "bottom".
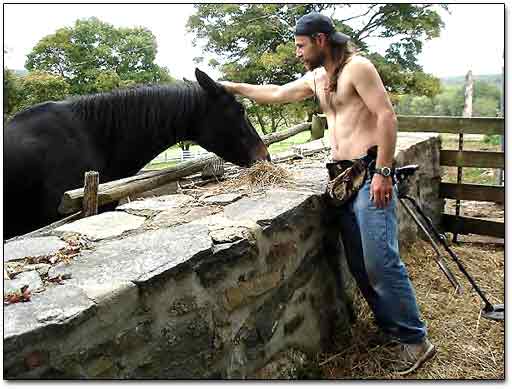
{"left": 2, "top": 3, "right": 505, "bottom": 81}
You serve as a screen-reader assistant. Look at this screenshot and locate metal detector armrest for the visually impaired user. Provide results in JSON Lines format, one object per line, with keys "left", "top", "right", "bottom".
{"left": 395, "top": 164, "right": 419, "bottom": 180}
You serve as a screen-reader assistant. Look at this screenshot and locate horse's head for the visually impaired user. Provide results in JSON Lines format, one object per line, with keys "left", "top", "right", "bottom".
{"left": 193, "top": 68, "right": 270, "bottom": 167}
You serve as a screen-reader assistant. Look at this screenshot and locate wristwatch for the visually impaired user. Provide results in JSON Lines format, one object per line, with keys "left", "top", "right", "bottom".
{"left": 374, "top": 166, "right": 393, "bottom": 177}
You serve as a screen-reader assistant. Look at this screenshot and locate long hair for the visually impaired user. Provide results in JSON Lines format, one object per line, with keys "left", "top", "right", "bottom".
{"left": 327, "top": 40, "right": 358, "bottom": 93}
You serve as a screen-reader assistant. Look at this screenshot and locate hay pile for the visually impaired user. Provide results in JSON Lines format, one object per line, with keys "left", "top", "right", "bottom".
{"left": 318, "top": 239, "right": 504, "bottom": 379}
{"left": 225, "top": 161, "right": 294, "bottom": 191}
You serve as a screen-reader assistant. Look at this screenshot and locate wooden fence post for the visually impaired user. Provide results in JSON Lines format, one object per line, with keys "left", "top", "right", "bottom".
{"left": 497, "top": 55, "right": 504, "bottom": 185}
{"left": 83, "top": 171, "right": 99, "bottom": 217}
{"left": 453, "top": 70, "right": 473, "bottom": 243}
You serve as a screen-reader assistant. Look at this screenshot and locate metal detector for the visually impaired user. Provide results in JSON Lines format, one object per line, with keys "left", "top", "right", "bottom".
{"left": 394, "top": 165, "right": 504, "bottom": 322}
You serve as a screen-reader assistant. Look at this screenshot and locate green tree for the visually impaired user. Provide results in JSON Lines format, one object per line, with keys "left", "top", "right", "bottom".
{"left": 396, "top": 84, "right": 463, "bottom": 116}
{"left": 432, "top": 85, "right": 464, "bottom": 116}
{"left": 25, "top": 17, "right": 174, "bottom": 95}
{"left": 4, "top": 69, "right": 71, "bottom": 121}
{"left": 395, "top": 79, "right": 500, "bottom": 118}
{"left": 18, "top": 71, "right": 71, "bottom": 108}
{"left": 187, "top": 4, "right": 446, "bottom": 133}
{"left": 473, "top": 96, "right": 499, "bottom": 117}
{"left": 3, "top": 68, "right": 24, "bottom": 121}
{"left": 474, "top": 80, "right": 500, "bottom": 102}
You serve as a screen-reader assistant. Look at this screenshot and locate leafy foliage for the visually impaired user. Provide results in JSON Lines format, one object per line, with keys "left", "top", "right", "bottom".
{"left": 187, "top": 4, "right": 446, "bottom": 132}
{"left": 5, "top": 18, "right": 176, "bottom": 119}
{"left": 25, "top": 17, "right": 174, "bottom": 95}
{"left": 3, "top": 68, "right": 24, "bottom": 120}
{"left": 19, "top": 71, "right": 71, "bottom": 107}
{"left": 4, "top": 68, "right": 71, "bottom": 120}
{"left": 395, "top": 79, "right": 502, "bottom": 117}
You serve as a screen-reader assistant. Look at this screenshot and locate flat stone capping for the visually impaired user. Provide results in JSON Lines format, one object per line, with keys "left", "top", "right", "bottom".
{"left": 4, "top": 237, "right": 67, "bottom": 263}
{"left": 54, "top": 212, "right": 146, "bottom": 240}
{"left": 3, "top": 133, "right": 441, "bottom": 379}
{"left": 202, "top": 193, "right": 244, "bottom": 205}
{"left": 117, "top": 194, "right": 195, "bottom": 213}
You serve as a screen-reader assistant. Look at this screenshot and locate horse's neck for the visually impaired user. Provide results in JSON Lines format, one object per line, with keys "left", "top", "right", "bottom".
{"left": 80, "top": 85, "right": 205, "bottom": 179}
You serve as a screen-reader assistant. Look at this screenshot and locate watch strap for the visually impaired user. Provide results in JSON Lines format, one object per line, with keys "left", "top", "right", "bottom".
{"left": 374, "top": 166, "right": 394, "bottom": 177}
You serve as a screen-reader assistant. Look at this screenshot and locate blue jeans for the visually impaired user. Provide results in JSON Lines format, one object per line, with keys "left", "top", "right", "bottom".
{"left": 337, "top": 175, "right": 427, "bottom": 344}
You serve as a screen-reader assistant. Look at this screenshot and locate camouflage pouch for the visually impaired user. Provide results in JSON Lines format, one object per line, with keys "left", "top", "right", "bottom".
{"left": 325, "top": 158, "right": 368, "bottom": 207}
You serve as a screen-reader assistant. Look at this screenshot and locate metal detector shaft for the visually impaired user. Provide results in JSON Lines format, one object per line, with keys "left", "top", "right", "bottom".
{"left": 398, "top": 197, "right": 463, "bottom": 293}
{"left": 402, "top": 195, "right": 495, "bottom": 310}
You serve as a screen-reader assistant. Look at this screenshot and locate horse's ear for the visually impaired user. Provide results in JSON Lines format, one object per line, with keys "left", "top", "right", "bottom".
{"left": 195, "top": 68, "right": 223, "bottom": 96}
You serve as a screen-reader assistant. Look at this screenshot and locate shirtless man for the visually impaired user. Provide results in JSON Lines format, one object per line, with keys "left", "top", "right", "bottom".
{"left": 221, "top": 12, "right": 435, "bottom": 375}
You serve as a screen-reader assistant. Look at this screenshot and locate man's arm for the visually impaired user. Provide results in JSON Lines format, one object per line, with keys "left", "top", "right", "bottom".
{"left": 348, "top": 57, "right": 397, "bottom": 208}
{"left": 220, "top": 76, "right": 314, "bottom": 105}
{"left": 348, "top": 58, "right": 398, "bottom": 168}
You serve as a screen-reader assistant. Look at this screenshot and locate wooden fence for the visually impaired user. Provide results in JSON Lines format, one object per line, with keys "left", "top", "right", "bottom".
{"left": 397, "top": 115, "right": 505, "bottom": 239}
{"left": 58, "top": 123, "right": 311, "bottom": 216}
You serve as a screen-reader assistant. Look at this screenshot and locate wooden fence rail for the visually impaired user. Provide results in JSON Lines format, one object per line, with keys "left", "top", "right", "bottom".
{"left": 442, "top": 214, "right": 504, "bottom": 238}
{"left": 58, "top": 122, "right": 311, "bottom": 215}
{"left": 440, "top": 150, "right": 505, "bottom": 169}
{"left": 397, "top": 116, "right": 504, "bottom": 135}
{"left": 440, "top": 183, "right": 504, "bottom": 203}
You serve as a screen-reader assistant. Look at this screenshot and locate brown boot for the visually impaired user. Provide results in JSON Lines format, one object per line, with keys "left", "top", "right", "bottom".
{"left": 390, "top": 337, "right": 436, "bottom": 375}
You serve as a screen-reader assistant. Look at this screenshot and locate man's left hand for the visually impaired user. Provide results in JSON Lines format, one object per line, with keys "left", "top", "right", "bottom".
{"left": 370, "top": 174, "right": 393, "bottom": 208}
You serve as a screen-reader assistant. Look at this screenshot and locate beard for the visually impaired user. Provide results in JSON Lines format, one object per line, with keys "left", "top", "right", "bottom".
{"left": 303, "top": 51, "right": 325, "bottom": 71}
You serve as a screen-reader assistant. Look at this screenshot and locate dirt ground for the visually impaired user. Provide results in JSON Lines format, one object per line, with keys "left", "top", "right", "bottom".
{"left": 317, "top": 201, "right": 505, "bottom": 380}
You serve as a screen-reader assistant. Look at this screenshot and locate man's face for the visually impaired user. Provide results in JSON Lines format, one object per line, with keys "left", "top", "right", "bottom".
{"left": 295, "top": 35, "right": 325, "bottom": 71}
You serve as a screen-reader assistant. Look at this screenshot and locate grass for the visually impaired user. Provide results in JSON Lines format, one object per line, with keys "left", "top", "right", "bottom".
{"left": 141, "top": 161, "right": 178, "bottom": 171}
{"left": 440, "top": 134, "right": 503, "bottom": 185}
{"left": 268, "top": 130, "right": 320, "bottom": 154}
{"left": 442, "top": 166, "right": 500, "bottom": 186}
{"left": 145, "top": 128, "right": 320, "bottom": 170}
{"left": 440, "top": 134, "right": 502, "bottom": 152}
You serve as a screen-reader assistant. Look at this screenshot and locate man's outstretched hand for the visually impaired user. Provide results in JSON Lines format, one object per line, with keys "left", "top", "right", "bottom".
{"left": 219, "top": 81, "right": 238, "bottom": 94}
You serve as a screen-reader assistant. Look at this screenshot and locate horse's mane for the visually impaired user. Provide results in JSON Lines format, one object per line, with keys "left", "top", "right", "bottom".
{"left": 69, "top": 82, "right": 208, "bottom": 142}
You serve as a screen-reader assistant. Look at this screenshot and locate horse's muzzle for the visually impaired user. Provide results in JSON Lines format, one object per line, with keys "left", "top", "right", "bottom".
{"left": 252, "top": 143, "right": 271, "bottom": 163}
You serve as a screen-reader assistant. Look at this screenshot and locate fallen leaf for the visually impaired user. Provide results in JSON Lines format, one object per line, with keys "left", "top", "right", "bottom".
{"left": 4, "top": 285, "right": 31, "bottom": 305}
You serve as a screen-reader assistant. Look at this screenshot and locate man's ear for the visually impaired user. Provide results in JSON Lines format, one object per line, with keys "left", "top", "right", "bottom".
{"left": 317, "top": 33, "right": 329, "bottom": 48}
{"left": 195, "top": 68, "right": 223, "bottom": 96}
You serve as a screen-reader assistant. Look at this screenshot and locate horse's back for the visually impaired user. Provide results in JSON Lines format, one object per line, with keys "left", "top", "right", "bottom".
{"left": 4, "top": 101, "right": 103, "bottom": 238}
{"left": 5, "top": 101, "right": 85, "bottom": 182}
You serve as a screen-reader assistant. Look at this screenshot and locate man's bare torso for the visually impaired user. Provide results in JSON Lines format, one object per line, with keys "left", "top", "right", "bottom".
{"left": 306, "top": 56, "right": 378, "bottom": 161}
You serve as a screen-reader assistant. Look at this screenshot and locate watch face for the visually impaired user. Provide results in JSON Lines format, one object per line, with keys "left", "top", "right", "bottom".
{"left": 382, "top": 167, "right": 391, "bottom": 176}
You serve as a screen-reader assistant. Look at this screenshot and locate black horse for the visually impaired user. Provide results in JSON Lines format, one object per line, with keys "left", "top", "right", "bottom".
{"left": 4, "top": 69, "right": 270, "bottom": 239}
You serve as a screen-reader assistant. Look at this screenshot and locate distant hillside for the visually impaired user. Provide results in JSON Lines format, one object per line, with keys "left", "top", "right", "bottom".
{"left": 441, "top": 74, "right": 502, "bottom": 87}
{"left": 13, "top": 69, "right": 28, "bottom": 77}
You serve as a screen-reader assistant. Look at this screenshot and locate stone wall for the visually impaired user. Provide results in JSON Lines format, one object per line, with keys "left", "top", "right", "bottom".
{"left": 394, "top": 133, "right": 443, "bottom": 243}
{"left": 3, "top": 133, "right": 441, "bottom": 379}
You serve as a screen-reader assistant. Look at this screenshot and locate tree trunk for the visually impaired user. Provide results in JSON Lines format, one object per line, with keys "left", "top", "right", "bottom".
{"left": 271, "top": 107, "right": 276, "bottom": 132}
{"left": 254, "top": 110, "right": 267, "bottom": 134}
